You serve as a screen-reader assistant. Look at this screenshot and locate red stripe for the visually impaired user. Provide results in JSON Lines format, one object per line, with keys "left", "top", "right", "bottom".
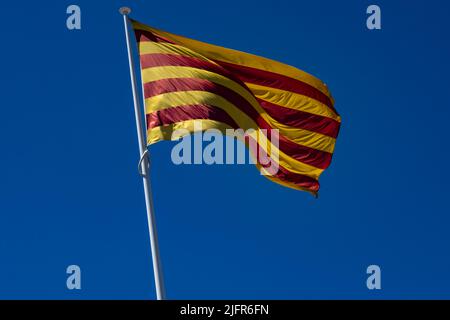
{"left": 133, "top": 23, "right": 177, "bottom": 44}
{"left": 147, "top": 104, "right": 238, "bottom": 129}
{"left": 145, "top": 77, "right": 333, "bottom": 169}
{"left": 273, "top": 166, "right": 319, "bottom": 192}
{"left": 141, "top": 53, "right": 229, "bottom": 77}
{"left": 247, "top": 138, "right": 320, "bottom": 192}
{"left": 213, "top": 60, "right": 337, "bottom": 115}
{"left": 147, "top": 105, "right": 319, "bottom": 192}
{"left": 256, "top": 98, "right": 340, "bottom": 138}
{"left": 140, "top": 53, "right": 250, "bottom": 92}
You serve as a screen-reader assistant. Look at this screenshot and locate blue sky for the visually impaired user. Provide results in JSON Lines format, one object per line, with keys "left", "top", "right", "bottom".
{"left": 1, "top": 0, "right": 450, "bottom": 299}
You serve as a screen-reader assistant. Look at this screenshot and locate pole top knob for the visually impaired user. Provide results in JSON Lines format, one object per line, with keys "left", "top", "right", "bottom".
{"left": 119, "top": 7, "right": 131, "bottom": 15}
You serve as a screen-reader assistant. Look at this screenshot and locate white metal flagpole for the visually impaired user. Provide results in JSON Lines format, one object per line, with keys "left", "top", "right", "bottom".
{"left": 119, "top": 7, "right": 166, "bottom": 300}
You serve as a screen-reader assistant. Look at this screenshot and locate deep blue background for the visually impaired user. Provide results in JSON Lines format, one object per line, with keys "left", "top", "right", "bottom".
{"left": 1, "top": 0, "right": 449, "bottom": 299}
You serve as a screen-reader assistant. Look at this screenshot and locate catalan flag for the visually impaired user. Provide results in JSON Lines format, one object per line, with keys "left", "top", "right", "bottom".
{"left": 132, "top": 19, "right": 341, "bottom": 196}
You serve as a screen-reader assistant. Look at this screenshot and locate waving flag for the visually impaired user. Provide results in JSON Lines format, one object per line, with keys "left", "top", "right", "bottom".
{"left": 132, "top": 19, "right": 340, "bottom": 196}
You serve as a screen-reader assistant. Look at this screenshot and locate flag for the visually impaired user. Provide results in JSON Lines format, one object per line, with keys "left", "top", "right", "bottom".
{"left": 131, "top": 19, "right": 341, "bottom": 196}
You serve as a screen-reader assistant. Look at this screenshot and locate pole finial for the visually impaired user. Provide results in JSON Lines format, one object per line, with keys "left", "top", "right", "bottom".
{"left": 119, "top": 7, "right": 131, "bottom": 15}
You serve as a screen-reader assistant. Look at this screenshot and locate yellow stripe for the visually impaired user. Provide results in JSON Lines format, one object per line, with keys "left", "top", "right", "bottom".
{"left": 138, "top": 41, "right": 220, "bottom": 65}
{"left": 246, "top": 83, "right": 341, "bottom": 122}
{"left": 141, "top": 66, "right": 336, "bottom": 153}
{"left": 133, "top": 21, "right": 332, "bottom": 102}
{"left": 146, "top": 91, "right": 325, "bottom": 178}
{"left": 263, "top": 172, "right": 317, "bottom": 195}
{"left": 148, "top": 119, "right": 232, "bottom": 144}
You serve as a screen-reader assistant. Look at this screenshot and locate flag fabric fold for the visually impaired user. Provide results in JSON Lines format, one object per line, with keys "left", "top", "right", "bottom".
{"left": 131, "top": 19, "right": 341, "bottom": 196}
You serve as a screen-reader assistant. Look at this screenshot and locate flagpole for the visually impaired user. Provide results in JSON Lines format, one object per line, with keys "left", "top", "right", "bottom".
{"left": 119, "top": 7, "right": 166, "bottom": 300}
